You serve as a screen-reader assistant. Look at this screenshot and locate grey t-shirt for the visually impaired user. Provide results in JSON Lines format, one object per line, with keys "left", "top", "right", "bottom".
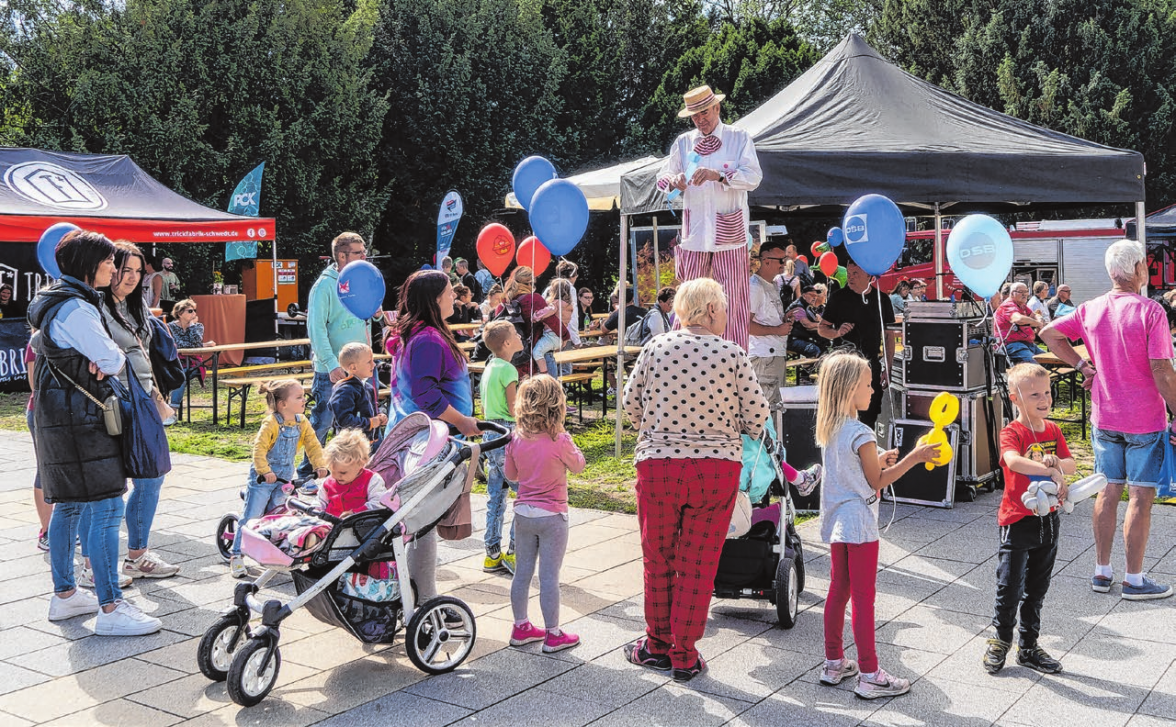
{"left": 819, "top": 419, "right": 880, "bottom": 544}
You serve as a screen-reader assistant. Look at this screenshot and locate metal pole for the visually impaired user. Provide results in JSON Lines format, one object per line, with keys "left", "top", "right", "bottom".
{"left": 652, "top": 215, "right": 660, "bottom": 300}
{"left": 272, "top": 240, "right": 280, "bottom": 339}
{"left": 1138, "top": 199, "right": 1148, "bottom": 294}
{"left": 934, "top": 203, "right": 944, "bottom": 300}
{"left": 615, "top": 214, "right": 629, "bottom": 458}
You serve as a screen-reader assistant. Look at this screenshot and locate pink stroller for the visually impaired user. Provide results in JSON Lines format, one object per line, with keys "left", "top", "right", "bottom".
{"left": 197, "top": 413, "right": 509, "bottom": 707}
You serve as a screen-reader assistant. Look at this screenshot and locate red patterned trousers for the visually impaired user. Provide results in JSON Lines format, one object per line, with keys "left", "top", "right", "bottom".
{"left": 635, "top": 457, "right": 741, "bottom": 668}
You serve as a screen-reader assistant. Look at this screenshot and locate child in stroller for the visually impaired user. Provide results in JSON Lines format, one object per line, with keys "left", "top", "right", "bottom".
{"left": 198, "top": 413, "right": 509, "bottom": 707}
{"left": 712, "top": 415, "right": 809, "bottom": 628}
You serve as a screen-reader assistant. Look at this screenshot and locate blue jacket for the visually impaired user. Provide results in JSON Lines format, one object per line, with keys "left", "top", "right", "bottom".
{"left": 329, "top": 375, "right": 381, "bottom": 439}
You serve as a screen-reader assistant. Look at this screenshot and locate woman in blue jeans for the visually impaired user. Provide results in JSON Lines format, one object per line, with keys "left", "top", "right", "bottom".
{"left": 27, "top": 230, "right": 161, "bottom": 636}
{"left": 97, "top": 241, "right": 179, "bottom": 580}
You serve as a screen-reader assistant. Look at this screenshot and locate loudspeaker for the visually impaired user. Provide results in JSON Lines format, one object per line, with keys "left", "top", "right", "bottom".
{"left": 899, "top": 387, "right": 1003, "bottom": 487}
{"left": 776, "top": 388, "right": 820, "bottom": 512}
{"left": 888, "top": 419, "right": 960, "bottom": 508}
{"left": 244, "top": 299, "right": 278, "bottom": 359}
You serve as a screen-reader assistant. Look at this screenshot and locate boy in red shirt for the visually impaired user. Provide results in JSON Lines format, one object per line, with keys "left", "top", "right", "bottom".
{"left": 985, "top": 363, "right": 1076, "bottom": 675}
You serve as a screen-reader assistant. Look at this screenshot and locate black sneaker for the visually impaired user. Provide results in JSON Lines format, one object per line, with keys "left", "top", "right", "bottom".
{"left": 671, "top": 656, "right": 707, "bottom": 683}
{"left": 983, "top": 638, "right": 1011, "bottom": 674}
{"left": 623, "top": 639, "right": 671, "bottom": 672}
{"left": 1017, "top": 645, "right": 1063, "bottom": 674}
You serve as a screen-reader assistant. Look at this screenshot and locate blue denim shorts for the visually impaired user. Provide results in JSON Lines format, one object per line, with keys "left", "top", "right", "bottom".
{"left": 1092, "top": 427, "right": 1166, "bottom": 488}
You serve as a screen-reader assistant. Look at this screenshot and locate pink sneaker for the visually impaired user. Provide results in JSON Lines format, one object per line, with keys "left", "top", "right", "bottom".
{"left": 509, "top": 621, "right": 546, "bottom": 646}
{"left": 542, "top": 629, "right": 580, "bottom": 653}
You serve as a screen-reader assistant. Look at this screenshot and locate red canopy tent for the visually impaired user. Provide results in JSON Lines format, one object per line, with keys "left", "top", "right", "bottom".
{"left": 0, "top": 148, "right": 278, "bottom": 387}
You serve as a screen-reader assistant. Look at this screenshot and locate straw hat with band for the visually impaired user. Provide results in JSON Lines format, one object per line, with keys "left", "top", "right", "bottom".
{"left": 678, "top": 85, "right": 726, "bottom": 118}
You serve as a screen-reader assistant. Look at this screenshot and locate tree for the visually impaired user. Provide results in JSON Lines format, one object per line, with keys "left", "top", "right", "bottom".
{"left": 876, "top": 0, "right": 1176, "bottom": 208}
{"left": 1, "top": 0, "right": 390, "bottom": 293}
{"left": 367, "top": 0, "right": 569, "bottom": 280}
{"left": 633, "top": 18, "right": 819, "bottom": 154}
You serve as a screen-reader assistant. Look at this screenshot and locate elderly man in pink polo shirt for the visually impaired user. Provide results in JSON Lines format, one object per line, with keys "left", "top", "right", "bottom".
{"left": 1040, "top": 239, "right": 1176, "bottom": 601}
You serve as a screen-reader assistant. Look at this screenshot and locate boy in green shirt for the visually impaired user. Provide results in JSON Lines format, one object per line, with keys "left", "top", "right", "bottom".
{"left": 479, "top": 320, "right": 523, "bottom": 574}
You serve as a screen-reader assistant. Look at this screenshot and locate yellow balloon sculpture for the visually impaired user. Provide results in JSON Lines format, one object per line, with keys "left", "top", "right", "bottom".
{"left": 917, "top": 392, "right": 959, "bottom": 470}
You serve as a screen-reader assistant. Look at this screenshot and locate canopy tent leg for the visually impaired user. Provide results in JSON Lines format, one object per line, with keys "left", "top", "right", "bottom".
{"left": 652, "top": 215, "right": 660, "bottom": 299}
{"left": 616, "top": 214, "right": 629, "bottom": 458}
{"left": 273, "top": 240, "right": 280, "bottom": 338}
{"left": 934, "top": 203, "right": 944, "bottom": 300}
{"left": 1138, "top": 199, "right": 1148, "bottom": 294}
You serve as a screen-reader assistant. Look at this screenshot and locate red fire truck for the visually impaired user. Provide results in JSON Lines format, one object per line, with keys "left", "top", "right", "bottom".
{"left": 877, "top": 219, "right": 1162, "bottom": 304}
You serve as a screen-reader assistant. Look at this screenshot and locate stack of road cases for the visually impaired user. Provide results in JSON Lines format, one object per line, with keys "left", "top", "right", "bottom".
{"left": 891, "top": 301, "right": 1003, "bottom": 506}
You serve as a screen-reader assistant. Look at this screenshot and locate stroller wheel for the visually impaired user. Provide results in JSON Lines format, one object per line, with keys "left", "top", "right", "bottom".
{"left": 406, "top": 596, "right": 477, "bottom": 675}
{"left": 197, "top": 613, "right": 248, "bottom": 682}
{"left": 791, "top": 538, "right": 806, "bottom": 593}
{"left": 215, "top": 514, "right": 239, "bottom": 563}
{"left": 226, "top": 637, "right": 281, "bottom": 707}
{"left": 775, "top": 555, "right": 799, "bottom": 629}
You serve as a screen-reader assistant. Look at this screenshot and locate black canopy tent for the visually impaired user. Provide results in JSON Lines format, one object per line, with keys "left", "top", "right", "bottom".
{"left": 607, "top": 34, "right": 1147, "bottom": 453}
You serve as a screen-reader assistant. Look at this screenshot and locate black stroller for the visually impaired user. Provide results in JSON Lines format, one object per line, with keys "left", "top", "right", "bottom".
{"left": 197, "top": 414, "right": 508, "bottom": 707}
{"left": 712, "top": 416, "right": 806, "bottom": 628}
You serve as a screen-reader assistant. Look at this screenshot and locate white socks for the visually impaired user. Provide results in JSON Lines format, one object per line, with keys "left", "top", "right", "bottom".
{"left": 1094, "top": 563, "right": 1113, "bottom": 579}
{"left": 1125, "top": 572, "right": 1144, "bottom": 587}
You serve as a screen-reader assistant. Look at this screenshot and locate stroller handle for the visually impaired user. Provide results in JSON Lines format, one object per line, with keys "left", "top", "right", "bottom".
{"left": 454, "top": 420, "right": 511, "bottom": 461}
{"left": 285, "top": 497, "right": 342, "bottom": 526}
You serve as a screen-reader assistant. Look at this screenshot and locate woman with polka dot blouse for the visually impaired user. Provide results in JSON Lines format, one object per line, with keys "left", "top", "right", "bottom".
{"left": 620, "top": 278, "right": 770, "bottom": 682}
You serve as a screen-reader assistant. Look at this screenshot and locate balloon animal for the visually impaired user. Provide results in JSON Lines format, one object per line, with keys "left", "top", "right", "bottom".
{"left": 917, "top": 392, "right": 958, "bottom": 470}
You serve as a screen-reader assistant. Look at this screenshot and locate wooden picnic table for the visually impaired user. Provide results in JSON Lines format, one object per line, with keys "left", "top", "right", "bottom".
{"left": 448, "top": 322, "right": 482, "bottom": 333}
{"left": 179, "top": 338, "right": 311, "bottom": 425}
{"left": 1035, "top": 344, "right": 1090, "bottom": 438}
{"left": 465, "top": 345, "right": 641, "bottom": 416}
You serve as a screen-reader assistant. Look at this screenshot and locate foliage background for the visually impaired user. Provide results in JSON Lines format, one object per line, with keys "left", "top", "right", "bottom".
{"left": 2, "top": 0, "right": 1174, "bottom": 299}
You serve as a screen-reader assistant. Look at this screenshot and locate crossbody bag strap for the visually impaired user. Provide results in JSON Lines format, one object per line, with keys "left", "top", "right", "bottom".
{"left": 45, "top": 359, "right": 106, "bottom": 409}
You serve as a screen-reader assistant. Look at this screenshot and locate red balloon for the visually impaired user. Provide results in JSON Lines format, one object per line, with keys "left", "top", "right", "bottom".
{"left": 517, "top": 236, "right": 551, "bottom": 275}
{"left": 819, "top": 251, "right": 838, "bottom": 276}
{"left": 810, "top": 241, "right": 824, "bottom": 258}
{"left": 797, "top": 254, "right": 809, "bottom": 265}
{"left": 477, "top": 223, "right": 515, "bottom": 277}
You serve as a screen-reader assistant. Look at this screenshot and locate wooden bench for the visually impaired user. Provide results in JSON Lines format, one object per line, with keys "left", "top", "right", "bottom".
{"left": 222, "top": 372, "right": 317, "bottom": 428}
{"left": 216, "top": 360, "right": 313, "bottom": 378}
{"left": 785, "top": 356, "right": 821, "bottom": 384}
{"left": 559, "top": 372, "right": 598, "bottom": 424}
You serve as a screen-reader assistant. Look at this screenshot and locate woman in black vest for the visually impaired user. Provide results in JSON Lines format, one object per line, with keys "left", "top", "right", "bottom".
{"left": 27, "top": 231, "right": 162, "bottom": 636}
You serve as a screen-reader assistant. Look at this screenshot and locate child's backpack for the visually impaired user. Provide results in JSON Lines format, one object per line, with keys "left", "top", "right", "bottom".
{"left": 469, "top": 298, "right": 532, "bottom": 362}
{"left": 624, "top": 308, "right": 668, "bottom": 348}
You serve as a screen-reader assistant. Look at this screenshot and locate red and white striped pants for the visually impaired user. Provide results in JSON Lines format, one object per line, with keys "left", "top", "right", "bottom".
{"left": 674, "top": 246, "right": 750, "bottom": 351}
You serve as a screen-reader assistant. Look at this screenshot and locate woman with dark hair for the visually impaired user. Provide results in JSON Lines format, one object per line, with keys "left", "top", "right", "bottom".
{"left": 384, "top": 269, "right": 479, "bottom": 601}
{"left": 27, "top": 230, "right": 161, "bottom": 635}
{"left": 97, "top": 241, "right": 179, "bottom": 580}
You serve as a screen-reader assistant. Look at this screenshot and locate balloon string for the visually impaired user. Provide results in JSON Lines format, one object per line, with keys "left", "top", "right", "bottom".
{"left": 876, "top": 277, "right": 898, "bottom": 533}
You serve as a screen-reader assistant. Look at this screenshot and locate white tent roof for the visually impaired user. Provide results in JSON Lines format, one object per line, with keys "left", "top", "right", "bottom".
{"left": 505, "top": 156, "right": 660, "bottom": 211}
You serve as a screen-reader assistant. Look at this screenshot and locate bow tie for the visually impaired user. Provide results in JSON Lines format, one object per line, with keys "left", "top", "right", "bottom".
{"left": 693, "top": 135, "right": 722, "bottom": 156}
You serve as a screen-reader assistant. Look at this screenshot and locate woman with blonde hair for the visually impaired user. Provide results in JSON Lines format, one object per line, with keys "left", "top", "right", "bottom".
{"left": 621, "top": 278, "right": 769, "bottom": 682}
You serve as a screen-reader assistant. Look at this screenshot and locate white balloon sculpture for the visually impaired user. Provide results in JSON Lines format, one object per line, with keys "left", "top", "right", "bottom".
{"left": 1021, "top": 474, "right": 1109, "bottom": 515}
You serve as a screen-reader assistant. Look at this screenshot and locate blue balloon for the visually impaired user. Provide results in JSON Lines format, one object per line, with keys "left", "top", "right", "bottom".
{"left": 827, "top": 227, "right": 844, "bottom": 247}
{"left": 420, "top": 263, "right": 433, "bottom": 270}
{"left": 529, "top": 178, "right": 589, "bottom": 256}
{"left": 512, "top": 156, "right": 558, "bottom": 212}
{"left": 337, "top": 260, "right": 385, "bottom": 320}
{"left": 946, "top": 214, "right": 1013, "bottom": 298}
{"left": 38, "top": 222, "right": 79, "bottom": 278}
{"left": 842, "top": 194, "right": 905, "bottom": 276}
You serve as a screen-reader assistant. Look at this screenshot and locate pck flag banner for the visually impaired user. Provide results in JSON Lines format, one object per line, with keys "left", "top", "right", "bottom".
{"left": 435, "top": 190, "right": 463, "bottom": 267}
{"left": 225, "top": 162, "right": 266, "bottom": 262}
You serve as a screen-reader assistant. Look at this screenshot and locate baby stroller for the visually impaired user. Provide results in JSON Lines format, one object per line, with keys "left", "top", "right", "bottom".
{"left": 197, "top": 413, "right": 509, "bottom": 707}
{"left": 213, "top": 479, "right": 318, "bottom": 563}
{"left": 712, "top": 414, "right": 806, "bottom": 628}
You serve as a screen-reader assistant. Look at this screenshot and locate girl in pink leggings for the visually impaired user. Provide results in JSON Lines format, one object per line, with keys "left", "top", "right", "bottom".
{"left": 814, "top": 351, "right": 940, "bottom": 699}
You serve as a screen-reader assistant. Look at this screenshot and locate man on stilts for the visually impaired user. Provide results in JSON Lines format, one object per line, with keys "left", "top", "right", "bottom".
{"left": 656, "top": 84, "right": 762, "bottom": 351}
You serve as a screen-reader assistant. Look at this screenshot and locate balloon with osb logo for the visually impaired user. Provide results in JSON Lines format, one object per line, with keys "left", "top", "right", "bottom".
{"left": 945, "top": 214, "right": 1013, "bottom": 298}
{"left": 842, "top": 195, "right": 905, "bottom": 276}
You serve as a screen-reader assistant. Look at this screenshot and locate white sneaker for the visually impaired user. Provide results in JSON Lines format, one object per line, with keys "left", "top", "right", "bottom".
{"left": 229, "top": 555, "right": 249, "bottom": 579}
{"left": 78, "top": 564, "right": 133, "bottom": 589}
{"left": 794, "top": 464, "right": 823, "bottom": 497}
{"left": 162, "top": 415, "right": 177, "bottom": 426}
{"left": 48, "top": 589, "right": 100, "bottom": 621}
{"left": 95, "top": 600, "right": 162, "bottom": 636}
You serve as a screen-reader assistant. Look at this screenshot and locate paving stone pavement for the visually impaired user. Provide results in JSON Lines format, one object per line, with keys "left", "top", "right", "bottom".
{"left": 1, "top": 428, "right": 1175, "bottom": 726}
